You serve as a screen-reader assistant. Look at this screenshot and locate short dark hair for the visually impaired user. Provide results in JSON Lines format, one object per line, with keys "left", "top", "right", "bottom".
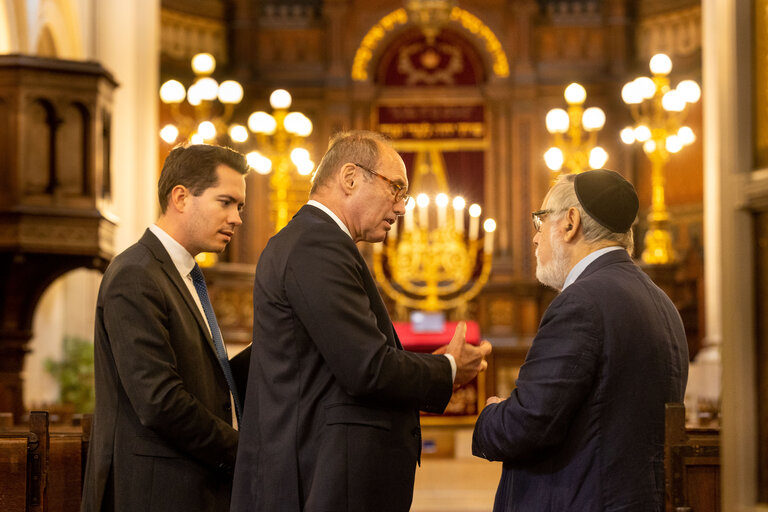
{"left": 309, "top": 130, "right": 391, "bottom": 194}
{"left": 157, "top": 144, "right": 249, "bottom": 213}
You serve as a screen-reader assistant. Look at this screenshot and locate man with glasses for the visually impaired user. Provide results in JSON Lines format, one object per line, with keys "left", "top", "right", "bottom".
{"left": 473, "top": 169, "right": 688, "bottom": 511}
{"left": 231, "top": 130, "right": 492, "bottom": 512}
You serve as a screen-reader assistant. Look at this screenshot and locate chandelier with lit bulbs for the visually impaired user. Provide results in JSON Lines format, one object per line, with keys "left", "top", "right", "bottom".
{"left": 543, "top": 82, "right": 608, "bottom": 176}
{"left": 159, "top": 53, "right": 250, "bottom": 145}
{"left": 620, "top": 53, "right": 700, "bottom": 264}
{"left": 245, "top": 89, "right": 314, "bottom": 233}
{"left": 372, "top": 149, "right": 495, "bottom": 317}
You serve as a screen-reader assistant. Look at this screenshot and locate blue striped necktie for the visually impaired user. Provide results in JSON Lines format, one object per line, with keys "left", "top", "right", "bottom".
{"left": 190, "top": 263, "right": 242, "bottom": 424}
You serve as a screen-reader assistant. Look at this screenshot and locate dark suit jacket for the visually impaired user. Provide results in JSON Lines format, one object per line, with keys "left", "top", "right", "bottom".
{"left": 81, "top": 229, "right": 247, "bottom": 512}
{"left": 230, "top": 205, "right": 453, "bottom": 512}
{"left": 472, "top": 250, "right": 689, "bottom": 511}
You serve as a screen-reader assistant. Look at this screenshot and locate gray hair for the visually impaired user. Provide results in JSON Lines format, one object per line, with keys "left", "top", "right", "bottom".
{"left": 310, "top": 130, "right": 392, "bottom": 194}
{"left": 546, "top": 174, "right": 634, "bottom": 252}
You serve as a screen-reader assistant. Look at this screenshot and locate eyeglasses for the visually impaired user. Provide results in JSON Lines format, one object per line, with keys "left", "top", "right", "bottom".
{"left": 531, "top": 209, "right": 554, "bottom": 232}
{"left": 354, "top": 162, "right": 410, "bottom": 204}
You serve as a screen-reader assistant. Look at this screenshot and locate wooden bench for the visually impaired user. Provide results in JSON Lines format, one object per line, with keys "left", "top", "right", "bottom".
{"left": 665, "top": 403, "right": 720, "bottom": 512}
{"left": 0, "top": 411, "right": 91, "bottom": 512}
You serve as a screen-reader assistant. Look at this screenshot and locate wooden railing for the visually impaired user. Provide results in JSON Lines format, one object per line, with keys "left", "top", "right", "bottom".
{"left": 0, "top": 411, "right": 91, "bottom": 512}
{"left": 665, "top": 403, "right": 721, "bottom": 512}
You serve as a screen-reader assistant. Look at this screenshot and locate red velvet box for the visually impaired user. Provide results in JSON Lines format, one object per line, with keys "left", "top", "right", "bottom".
{"left": 393, "top": 320, "right": 484, "bottom": 421}
{"left": 393, "top": 321, "right": 481, "bottom": 352}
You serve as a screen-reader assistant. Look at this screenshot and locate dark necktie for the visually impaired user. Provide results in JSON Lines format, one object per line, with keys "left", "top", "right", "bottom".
{"left": 190, "top": 263, "right": 242, "bottom": 424}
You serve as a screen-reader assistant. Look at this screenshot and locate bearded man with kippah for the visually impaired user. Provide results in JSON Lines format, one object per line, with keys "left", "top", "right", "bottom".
{"left": 472, "top": 169, "right": 689, "bottom": 511}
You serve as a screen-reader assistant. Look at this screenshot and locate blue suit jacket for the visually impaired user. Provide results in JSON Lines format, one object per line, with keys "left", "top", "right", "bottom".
{"left": 473, "top": 249, "right": 688, "bottom": 511}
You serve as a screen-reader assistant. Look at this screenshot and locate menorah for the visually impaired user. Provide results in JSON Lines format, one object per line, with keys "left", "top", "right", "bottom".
{"left": 372, "top": 150, "right": 495, "bottom": 317}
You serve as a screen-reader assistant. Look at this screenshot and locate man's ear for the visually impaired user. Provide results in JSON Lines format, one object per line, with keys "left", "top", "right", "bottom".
{"left": 563, "top": 207, "right": 581, "bottom": 242}
{"left": 339, "top": 163, "right": 358, "bottom": 195}
{"left": 168, "top": 185, "right": 189, "bottom": 213}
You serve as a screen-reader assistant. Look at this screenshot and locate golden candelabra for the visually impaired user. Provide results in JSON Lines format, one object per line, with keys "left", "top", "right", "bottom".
{"left": 620, "top": 53, "right": 700, "bottom": 264}
{"left": 372, "top": 150, "right": 495, "bottom": 317}
{"left": 246, "top": 89, "right": 314, "bottom": 233}
{"left": 544, "top": 82, "right": 608, "bottom": 176}
{"left": 159, "top": 53, "right": 250, "bottom": 146}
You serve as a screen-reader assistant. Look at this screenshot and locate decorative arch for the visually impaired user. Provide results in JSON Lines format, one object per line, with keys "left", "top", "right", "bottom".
{"left": 36, "top": 24, "right": 56, "bottom": 56}
{"left": 35, "top": 0, "right": 83, "bottom": 59}
{"left": 351, "top": 7, "right": 509, "bottom": 83}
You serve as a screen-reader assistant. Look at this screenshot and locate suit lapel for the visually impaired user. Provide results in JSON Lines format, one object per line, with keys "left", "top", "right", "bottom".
{"left": 299, "top": 206, "right": 401, "bottom": 349}
{"left": 139, "top": 230, "right": 218, "bottom": 356}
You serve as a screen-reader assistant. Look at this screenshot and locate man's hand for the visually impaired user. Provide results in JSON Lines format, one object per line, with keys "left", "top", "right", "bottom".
{"left": 445, "top": 321, "right": 492, "bottom": 389}
{"left": 485, "top": 396, "right": 504, "bottom": 406}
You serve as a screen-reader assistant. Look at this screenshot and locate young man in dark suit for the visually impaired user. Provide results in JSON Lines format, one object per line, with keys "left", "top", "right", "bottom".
{"left": 81, "top": 144, "right": 250, "bottom": 512}
{"left": 472, "top": 169, "right": 689, "bottom": 511}
{"left": 230, "top": 130, "right": 492, "bottom": 512}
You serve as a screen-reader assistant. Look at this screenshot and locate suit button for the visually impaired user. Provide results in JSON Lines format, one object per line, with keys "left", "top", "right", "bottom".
{"left": 224, "top": 402, "right": 232, "bottom": 411}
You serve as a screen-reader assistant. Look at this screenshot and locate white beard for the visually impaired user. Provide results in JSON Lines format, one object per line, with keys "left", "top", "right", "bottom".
{"left": 535, "top": 229, "right": 570, "bottom": 291}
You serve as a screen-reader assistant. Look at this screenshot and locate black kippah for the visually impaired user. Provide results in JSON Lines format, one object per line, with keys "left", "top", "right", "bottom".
{"left": 574, "top": 169, "right": 639, "bottom": 233}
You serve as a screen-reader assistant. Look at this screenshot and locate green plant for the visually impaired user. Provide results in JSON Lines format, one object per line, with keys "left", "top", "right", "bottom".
{"left": 44, "top": 336, "right": 95, "bottom": 413}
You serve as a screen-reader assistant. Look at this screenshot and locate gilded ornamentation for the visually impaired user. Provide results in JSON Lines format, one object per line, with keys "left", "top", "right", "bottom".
{"left": 397, "top": 42, "right": 463, "bottom": 85}
{"left": 351, "top": 7, "right": 508, "bottom": 81}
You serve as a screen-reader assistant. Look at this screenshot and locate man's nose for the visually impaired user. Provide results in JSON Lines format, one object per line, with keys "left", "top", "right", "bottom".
{"left": 230, "top": 209, "right": 243, "bottom": 226}
{"left": 393, "top": 197, "right": 407, "bottom": 216}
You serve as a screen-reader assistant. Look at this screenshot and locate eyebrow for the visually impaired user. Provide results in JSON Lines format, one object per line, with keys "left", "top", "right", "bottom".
{"left": 218, "top": 194, "right": 245, "bottom": 205}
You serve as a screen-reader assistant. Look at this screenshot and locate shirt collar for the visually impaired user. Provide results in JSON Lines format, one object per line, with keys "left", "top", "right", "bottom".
{"left": 148, "top": 224, "right": 197, "bottom": 278}
{"left": 307, "top": 200, "right": 352, "bottom": 239}
{"left": 562, "top": 245, "right": 624, "bottom": 290}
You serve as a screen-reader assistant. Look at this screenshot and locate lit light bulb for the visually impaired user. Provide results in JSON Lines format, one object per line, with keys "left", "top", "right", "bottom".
{"left": 452, "top": 196, "right": 465, "bottom": 210}
{"left": 296, "top": 159, "right": 314, "bottom": 176}
{"left": 469, "top": 204, "right": 482, "bottom": 218}
{"left": 229, "top": 124, "right": 248, "bottom": 143}
{"left": 269, "top": 89, "right": 292, "bottom": 109}
{"left": 564, "top": 83, "right": 587, "bottom": 105}
{"left": 416, "top": 193, "right": 430, "bottom": 209}
{"left": 589, "top": 147, "right": 608, "bottom": 169}
{"left": 544, "top": 147, "right": 564, "bottom": 171}
{"left": 290, "top": 147, "right": 311, "bottom": 165}
{"left": 545, "top": 108, "right": 569, "bottom": 134}
{"left": 621, "top": 82, "right": 642, "bottom": 105}
{"left": 248, "top": 111, "right": 277, "bottom": 135}
{"left": 159, "top": 124, "right": 179, "bottom": 144}
{"left": 649, "top": 53, "right": 672, "bottom": 75}
{"left": 643, "top": 140, "right": 657, "bottom": 154}
{"left": 195, "top": 77, "right": 219, "bottom": 101}
{"left": 198, "top": 121, "right": 216, "bottom": 140}
{"left": 247, "top": 151, "right": 273, "bottom": 175}
{"left": 662, "top": 90, "right": 685, "bottom": 112}
{"left": 666, "top": 135, "right": 683, "bottom": 153}
{"left": 582, "top": 107, "right": 606, "bottom": 131}
{"left": 483, "top": 218, "right": 497, "bottom": 232}
{"left": 620, "top": 127, "right": 636, "bottom": 145}
{"left": 187, "top": 83, "right": 202, "bottom": 106}
{"left": 678, "top": 126, "right": 695, "bottom": 146}
{"left": 634, "top": 77, "right": 656, "bottom": 100}
{"left": 191, "top": 53, "right": 216, "bottom": 75}
{"left": 285, "top": 112, "right": 312, "bottom": 136}
{"left": 159, "top": 80, "right": 186, "bottom": 104}
{"left": 677, "top": 80, "right": 701, "bottom": 103}
{"left": 634, "top": 125, "right": 652, "bottom": 142}
{"left": 218, "top": 80, "right": 244, "bottom": 104}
